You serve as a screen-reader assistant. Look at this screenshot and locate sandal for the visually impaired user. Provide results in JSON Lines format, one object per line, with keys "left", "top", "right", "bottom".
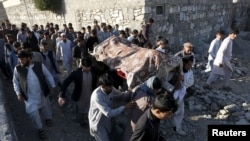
{"left": 38, "top": 129, "right": 46, "bottom": 139}
{"left": 45, "top": 119, "right": 53, "bottom": 127}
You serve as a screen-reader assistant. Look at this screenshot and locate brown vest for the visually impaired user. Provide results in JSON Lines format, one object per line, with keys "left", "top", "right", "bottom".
{"left": 16, "top": 62, "right": 50, "bottom": 101}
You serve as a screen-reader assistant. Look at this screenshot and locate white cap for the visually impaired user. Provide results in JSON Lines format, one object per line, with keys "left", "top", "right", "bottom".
{"left": 183, "top": 42, "right": 193, "bottom": 47}
{"left": 60, "top": 33, "right": 66, "bottom": 36}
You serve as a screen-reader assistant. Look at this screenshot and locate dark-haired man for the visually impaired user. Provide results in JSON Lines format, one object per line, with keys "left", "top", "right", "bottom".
{"left": 73, "top": 38, "right": 87, "bottom": 68}
{"left": 123, "top": 76, "right": 162, "bottom": 141}
{"left": 26, "top": 30, "right": 39, "bottom": 52}
{"left": 204, "top": 30, "right": 225, "bottom": 73}
{"left": 17, "top": 27, "right": 27, "bottom": 43}
{"left": 142, "top": 18, "right": 154, "bottom": 45}
{"left": 40, "top": 41, "right": 61, "bottom": 87}
{"left": 155, "top": 38, "right": 170, "bottom": 54}
{"left": 9, "top": 41, "right": 22, "bottom": 73}
{"left": 4, "top": 34, "right": 14, "bottom": 77}
{"left": 41, "top": 31, "right": 55, "bottom": 53}
{"left": 21, "top": 42, "right": 45, "bottom": 64}
{"left": 56, "top": 33, "right": 73, "bottom": 75}
{"left": 12, "top": 50, "right": 56, "bottom": 139}
{"left": 58, "top": 57, "right": 99, "bottom": 126}
{"left": 130, "top": 94, "right": 177, "bottom": 141}
{"left": 172, "top": 56, "right": 194, "bottom": 136}
{"left": 204, "top": 29, "right": 239, "bottom": 91}
{"left": 88, "top": 73, "right": 135, "bottom": 141}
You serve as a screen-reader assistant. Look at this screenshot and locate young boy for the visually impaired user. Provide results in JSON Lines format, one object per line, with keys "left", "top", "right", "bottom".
{"left": 129, "top": 94, "right": 177, "bottom": 141}
{"left": 172, "top": 56, "right": 194, "bottom": 136}
{"left": 88, "top": 73, "right": 136, "bottom": 141}
{"left": 204, "top": 29, "right": 239, "bottom": 91}
{"left": 204, "top": 30, "right": 224, "bottom": 73}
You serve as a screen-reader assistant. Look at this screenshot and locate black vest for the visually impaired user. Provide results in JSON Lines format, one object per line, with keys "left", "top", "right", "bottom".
{"left": 16, "top": 62, "right": 50, "bottom": 101}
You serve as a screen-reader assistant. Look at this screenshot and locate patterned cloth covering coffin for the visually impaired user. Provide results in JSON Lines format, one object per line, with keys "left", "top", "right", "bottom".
{"left": 93, "top": 36, "right": 183, "bottom": 89}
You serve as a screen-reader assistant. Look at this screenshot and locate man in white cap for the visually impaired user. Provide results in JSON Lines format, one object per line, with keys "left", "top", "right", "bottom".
{"left": 56, "top": 32, "right": 73, "bottom": 75}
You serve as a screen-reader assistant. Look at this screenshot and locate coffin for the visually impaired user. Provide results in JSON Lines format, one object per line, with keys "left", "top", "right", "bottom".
{"left": 93, "top": 36, "right": 182, "bottom": 89}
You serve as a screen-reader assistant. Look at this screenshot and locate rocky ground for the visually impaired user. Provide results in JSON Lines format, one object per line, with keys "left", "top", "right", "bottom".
{"left": 161, "top": 57, "right": 250, "bottom": 141}
{"left": 2, "top": 33, "right": 250, "bottom": 141}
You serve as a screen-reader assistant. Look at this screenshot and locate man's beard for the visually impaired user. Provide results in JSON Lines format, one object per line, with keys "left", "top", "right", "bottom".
{"left": 63, "top": 39, "right": 67, "bottom": 42}
{"left": 21, "top": 60, "right": 30, "bottom": 67}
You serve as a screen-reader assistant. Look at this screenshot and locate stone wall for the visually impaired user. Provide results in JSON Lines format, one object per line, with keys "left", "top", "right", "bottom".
{"left": 63, "top": 0, "right": 145, "bottom": 30}
{"left": 1, "top": 0, "right": 250, "bottom": 51}
{"left": 2, "top": 0, "right": 145, "bottom": 30}
{"left": 0, "top": 2, "right": 8, "bottom": 23}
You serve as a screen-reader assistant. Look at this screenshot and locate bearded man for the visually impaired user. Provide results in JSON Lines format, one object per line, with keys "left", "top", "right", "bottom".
{"left": 12, "top": 50, "right": 56, "bottom": 139}
{"left": 56, "top": 33, "right": 73, "bottom": 75}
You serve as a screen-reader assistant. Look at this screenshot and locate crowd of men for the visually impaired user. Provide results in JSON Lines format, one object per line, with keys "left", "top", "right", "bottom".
{"left": 0, "top": 18, "right": 239, "bottom": 141}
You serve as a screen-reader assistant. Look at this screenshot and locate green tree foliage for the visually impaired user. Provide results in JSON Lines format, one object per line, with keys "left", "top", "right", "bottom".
{"left": 33, "top": 0, "right": 61, "bottom": 12}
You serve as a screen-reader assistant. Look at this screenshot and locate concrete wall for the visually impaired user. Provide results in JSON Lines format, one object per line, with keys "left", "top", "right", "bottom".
{"left": 1, "top": 0, "right": 250, "bottom": 51}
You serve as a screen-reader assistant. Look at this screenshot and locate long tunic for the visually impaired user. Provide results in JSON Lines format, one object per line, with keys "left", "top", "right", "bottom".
{"left": 56, "top": 39, "right": 72, "bottom": 62}
{"left": 208, "top": 38, "right": 222, "bottom": 60}
{"left": 77, "top": 71, "right": 93, "bottom": 114}
{"left": 205, "top": 38, "right": 222, "bottom": 72}
{"left": 13, "top": 63, "right": 55, "bottom": 113}
{"left": 88, "top": 87, "right": 125, "bottom": 136}
{"left": 213, "top": 37, "right": 233, "bottom": 75}
{"left": 56, "top": 39, "right": 73, "bottom": 74}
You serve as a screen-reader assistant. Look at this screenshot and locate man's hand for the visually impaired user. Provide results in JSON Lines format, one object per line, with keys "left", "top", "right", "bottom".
{"left": 125, "top": 100, "right": 136, "bottom": 109}
{"left": 58, "top": 97, "right": 66, "bottom": 107}
{"left": 17, "top": 95, "right": 24, "bottom": 101}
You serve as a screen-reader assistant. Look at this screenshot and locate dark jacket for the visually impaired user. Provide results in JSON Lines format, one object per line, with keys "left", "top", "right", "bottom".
{"left": 59, "top": 67, "right": 98, "bottom": 101}
{"left": 130, "top": 108, "right": 160, "bottom": 141}
{"left": 26, "top": 33, "right": 40, "bottom": 52}
{"left": 86, "top": 36, "right": 99, "bottom": 52}
{"left": 73, "top": 45, "right": 87, "bottom": 58}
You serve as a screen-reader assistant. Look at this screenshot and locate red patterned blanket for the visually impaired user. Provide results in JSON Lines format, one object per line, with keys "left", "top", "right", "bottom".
{"left": 93, "top": 36, "right": 182, "bottom": 89}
